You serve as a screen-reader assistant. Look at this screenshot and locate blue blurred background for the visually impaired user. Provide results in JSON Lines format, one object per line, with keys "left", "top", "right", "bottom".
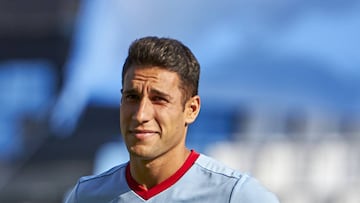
{"left": 0, "top": 0, "right": 359, "bottom": 202}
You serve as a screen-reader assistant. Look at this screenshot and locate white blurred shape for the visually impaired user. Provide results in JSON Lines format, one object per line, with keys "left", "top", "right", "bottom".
{"left": 307, "top": 140, "right": 348, "bottom": 196}
{"left": 254, "top": 141, "right": 298, "bottom": 192}
{"left": 93, "top": 141, "right": 128, "bottom": 175}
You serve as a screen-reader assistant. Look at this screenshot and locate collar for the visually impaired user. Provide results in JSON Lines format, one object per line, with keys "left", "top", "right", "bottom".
{"left": 126, "top": 150, "right": 200, "bottom": 200}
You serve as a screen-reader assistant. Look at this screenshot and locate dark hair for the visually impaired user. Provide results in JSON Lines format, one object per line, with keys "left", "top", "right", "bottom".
{"left": 122, "top": 36, "right": 200, "bottom": 103}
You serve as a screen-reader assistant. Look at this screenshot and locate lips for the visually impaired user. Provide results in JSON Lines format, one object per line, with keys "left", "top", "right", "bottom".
{"left": 129, "top": 129, "right": 159, "bottom": 140}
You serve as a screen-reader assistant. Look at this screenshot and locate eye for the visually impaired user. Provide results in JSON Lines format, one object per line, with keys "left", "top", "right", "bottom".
{"left": 151, "top": 96, "right": 168, "bottom": 103}
{"left": 124, "top": 94, "right": 140, "bottom": 102}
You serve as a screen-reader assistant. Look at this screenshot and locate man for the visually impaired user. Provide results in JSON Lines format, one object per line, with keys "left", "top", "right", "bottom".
{"left": 65, "top": 36, "right": 279, "bottom": 203}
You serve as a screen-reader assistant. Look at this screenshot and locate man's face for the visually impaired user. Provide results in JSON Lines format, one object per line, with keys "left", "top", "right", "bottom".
{"left": 120, "top": 66, "right": 199, "bottom": 160}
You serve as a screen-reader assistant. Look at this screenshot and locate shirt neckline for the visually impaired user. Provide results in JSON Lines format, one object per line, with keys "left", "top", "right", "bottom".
{"left": 125, "top": 150, "right": 200, "bottom": 200}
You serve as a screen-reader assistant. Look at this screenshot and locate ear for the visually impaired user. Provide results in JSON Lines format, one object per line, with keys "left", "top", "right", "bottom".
{"left": 185, "top": 95, "right": 201, "bottom": 125}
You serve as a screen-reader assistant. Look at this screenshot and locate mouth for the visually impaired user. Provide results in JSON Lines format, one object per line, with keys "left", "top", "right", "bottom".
{"left": 129, "top": 129, "right": 159, "bottom": 140}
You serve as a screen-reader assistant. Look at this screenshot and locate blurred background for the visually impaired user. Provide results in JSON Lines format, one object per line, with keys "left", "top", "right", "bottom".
{"left": 0, "top": 0, "right": 359, "bottom": 202}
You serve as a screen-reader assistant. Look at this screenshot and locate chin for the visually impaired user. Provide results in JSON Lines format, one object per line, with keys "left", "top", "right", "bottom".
{"left": 129, "top": 147, "right": 158, "bottom": 160}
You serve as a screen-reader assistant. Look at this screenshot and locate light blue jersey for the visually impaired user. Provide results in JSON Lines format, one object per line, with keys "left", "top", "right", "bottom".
{"left": 65, "top": 151, "right": 279, "bottom": 203}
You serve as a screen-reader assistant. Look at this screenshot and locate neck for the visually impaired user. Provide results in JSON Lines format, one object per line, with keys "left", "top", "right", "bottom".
{"left": 129, "top": 147, "right": 191, "bottom": 190}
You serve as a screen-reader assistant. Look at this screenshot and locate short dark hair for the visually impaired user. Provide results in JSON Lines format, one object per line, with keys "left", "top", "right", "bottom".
{"left": 122, "top": 36, "right": 200, "bottom": 103}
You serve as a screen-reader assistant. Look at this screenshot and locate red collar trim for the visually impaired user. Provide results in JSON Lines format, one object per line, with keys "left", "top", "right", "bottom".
{"left": 126, "top": 150, "right": 200, "bottom": 200}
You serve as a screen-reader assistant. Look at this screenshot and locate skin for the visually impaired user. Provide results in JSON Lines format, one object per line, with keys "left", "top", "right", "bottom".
{"left": 120, "top": 65, "right": 201, "bottom": 189}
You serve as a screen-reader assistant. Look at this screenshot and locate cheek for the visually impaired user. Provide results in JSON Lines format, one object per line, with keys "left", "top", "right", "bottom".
{"left": 119, "top": 106, "right": 130, "bottom": 124}
{"left": 160, "top": 109, "right": 186, "bottom": 129}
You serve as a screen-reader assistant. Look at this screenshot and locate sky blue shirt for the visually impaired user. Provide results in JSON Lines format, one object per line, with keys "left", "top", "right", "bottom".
{"left": 65, "top": 151, "right": 279, "bottom": 203}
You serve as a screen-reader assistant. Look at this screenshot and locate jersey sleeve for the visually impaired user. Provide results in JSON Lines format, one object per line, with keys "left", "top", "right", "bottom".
{"left": 230, "top": 174, "right": 280, "bottom": 203}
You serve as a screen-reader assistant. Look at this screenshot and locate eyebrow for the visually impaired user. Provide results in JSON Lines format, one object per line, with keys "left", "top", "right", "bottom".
{"left": 151, "top": 89, "right": 172, "bottom": 100}
{"left": 121, "top": 88, "right": 137, "bottom": 95}
{"left": 122, "top": 88, "right": 172, "bottom": 100}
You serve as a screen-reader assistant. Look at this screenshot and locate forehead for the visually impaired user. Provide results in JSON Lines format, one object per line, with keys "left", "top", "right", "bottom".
{"left": 123, "top": 65, "right": 181, "bottom": 91}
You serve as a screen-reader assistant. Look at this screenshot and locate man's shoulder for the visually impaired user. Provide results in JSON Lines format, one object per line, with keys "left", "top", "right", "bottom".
{"left": 76, "top": 163, "right": 129, "bottom": 201}
{"left": 194, "top": 154, "right": 279, "bottom": 203}
{"left": 65, "top": 163, "right": 129, "bottom": 203}
{"left": 78, "top": 162, "right": 127, "bottom": 188}
{"left": 195, "top": 153, "right": 244, "bottom": 179}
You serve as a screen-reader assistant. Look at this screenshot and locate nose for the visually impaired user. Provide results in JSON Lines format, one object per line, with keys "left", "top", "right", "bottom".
{"left": 132, "top": 97, "right": 154, "bottom": 123}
